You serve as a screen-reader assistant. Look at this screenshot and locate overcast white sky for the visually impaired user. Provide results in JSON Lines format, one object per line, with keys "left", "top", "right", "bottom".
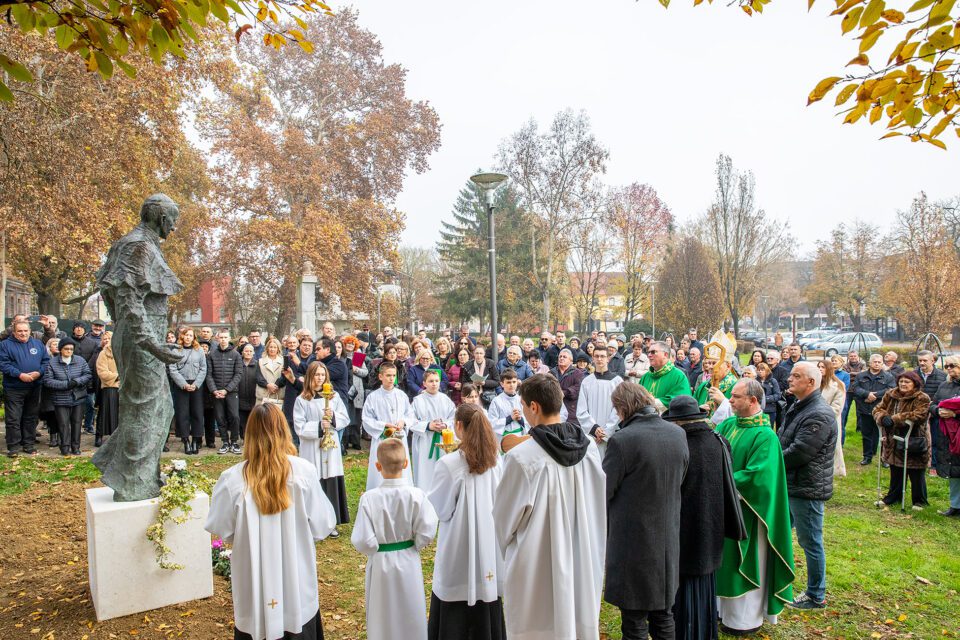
{"left": 347, "top": 0, "right": 959, "bottom": 255}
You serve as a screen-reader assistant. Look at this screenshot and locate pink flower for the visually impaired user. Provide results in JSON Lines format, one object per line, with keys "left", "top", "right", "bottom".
{"left": 212, "top": 538, "right": 224, "bottom": 549}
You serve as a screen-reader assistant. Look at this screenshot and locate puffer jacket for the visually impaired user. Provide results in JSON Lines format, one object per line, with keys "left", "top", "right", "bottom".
{"left": 874, "top": 386, "right": 931, "bottom": 469}
{"left": 205, "top": 344, "right": 242, "bottom": 394}
{"left": 778, "top": 389, "right": 838, "bottom": 501}
{"left": 931, "top": 377, "right": 960, "bottom": 478}
{"left": 43, "top": 355, "right": 92, "bottom": 406}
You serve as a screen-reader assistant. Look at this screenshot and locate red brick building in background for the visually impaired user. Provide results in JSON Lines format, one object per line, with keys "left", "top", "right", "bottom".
{"left": 196, "top": 278, "right": 232, "bottom": 325}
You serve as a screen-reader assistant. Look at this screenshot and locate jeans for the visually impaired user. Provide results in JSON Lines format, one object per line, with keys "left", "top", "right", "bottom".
{"left": 620, "top": 607, "right": 675, "bottom": 640}
{"left": 950, "top": 478, "right": 960, "bottom": 509}
{"left": 789, "top": 496, "right": 826, "bottom": 603}
{"left": 859, "top": 412, "right": 879, "bottom": 459}
{"left": 83, "top": 392, "right": 96, "bottom": 432}
{"left": 841, "top": 393, "right": 854, "bottom": 444}
{"left": 212, "top": 392, "right": 240, "bottom": 444}
{"left": 3, "top": 385, "right": 41, "bottom": 452}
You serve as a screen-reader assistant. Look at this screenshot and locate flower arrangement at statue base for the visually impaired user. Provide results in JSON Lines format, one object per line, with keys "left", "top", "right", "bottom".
{"left": 211, "top": 537, "right": 232, "bottom": 580}
{"left": 146, "top": 459, "right": 214, "bottom": 570}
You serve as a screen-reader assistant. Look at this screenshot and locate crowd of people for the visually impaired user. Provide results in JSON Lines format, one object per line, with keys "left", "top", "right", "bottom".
{"left": 3, "top": 314, "right": 960, "bottom": 640}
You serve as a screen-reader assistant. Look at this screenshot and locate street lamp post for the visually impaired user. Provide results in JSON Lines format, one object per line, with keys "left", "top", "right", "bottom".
{"left": 646, "top": 278, "right": 657, "bottom": 340}
{"left": 470, "top": 171, "right": 508, "bottom": 341}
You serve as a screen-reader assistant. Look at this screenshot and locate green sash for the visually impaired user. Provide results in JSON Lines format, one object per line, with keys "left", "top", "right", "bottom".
{"left": 428, "top": 430, "right": 443, "bottom": 460}
{"left": 378, "top": 540, "right": 414, "bottom": 552}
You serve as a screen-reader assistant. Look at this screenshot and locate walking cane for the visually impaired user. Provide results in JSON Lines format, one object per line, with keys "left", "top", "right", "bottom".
{"left": 892, "top": 420, "right": 915, "bottom": 513}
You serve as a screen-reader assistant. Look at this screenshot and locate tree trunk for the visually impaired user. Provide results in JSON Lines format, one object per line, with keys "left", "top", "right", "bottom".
{"left": 732, "top": 314, "right": 740, "bottom": 337}
{"left": 35, "top": 290, "right": 61, "bottom": 316}
{"left": 951, "top": 325, "right": 960, "bottom": 347}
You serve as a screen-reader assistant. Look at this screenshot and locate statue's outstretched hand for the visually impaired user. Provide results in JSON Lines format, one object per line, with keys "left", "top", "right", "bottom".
{"left": 146, "top": 341, "right": 183, "bottom": 364}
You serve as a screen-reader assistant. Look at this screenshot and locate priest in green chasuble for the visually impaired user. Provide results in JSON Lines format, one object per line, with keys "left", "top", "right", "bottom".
{"left": 715, "top": 378, "right": 795, "bottom": 636}
{"left": 639, "top": 341, "right": 693, "bottom": 412}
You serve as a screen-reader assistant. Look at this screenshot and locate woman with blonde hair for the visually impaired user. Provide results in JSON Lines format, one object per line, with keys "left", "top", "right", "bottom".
{"left": 818, "top": 358, "right": 847, "bottom": 478}
{"left": 94, "top": 331, "right": 119, "bottom": 448}
{"left": 256, "top": 337, "right": 285, "bottom": 406}
{"left": 427, "top": 402, "right": 506, "bottom": 640}
{"left": 435, "top": 336, "right": 453, "bottom": 368}
{"left": 206, "top": 403, "right": 336, "bottom": 640}
{"left": 294, "top": 361, "right": 351, "bottom": 527}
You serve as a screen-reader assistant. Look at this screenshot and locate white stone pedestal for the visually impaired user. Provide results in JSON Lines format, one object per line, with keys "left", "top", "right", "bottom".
{"left": 86, "top": 486, "right": 214, "bottom": 621}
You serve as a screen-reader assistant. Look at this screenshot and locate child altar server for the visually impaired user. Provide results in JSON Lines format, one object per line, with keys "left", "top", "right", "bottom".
{"left": 293, "top": 361, "right": 350, "bottom": 527}
{"left": 576, "top": 346, "right": 623, "bottom": 456}
{"left": 206, "top": 404, "right": 337, "bottom": 640}
{"left": 493, "top": 374, "right": 607, "bottom": 640}
{"left": 410, "top": 369, "right": 456, "bottom": 490}
{"left": 351, "top": 438, "right": 439, "bottom": 640}
{"left": 487, "top": 369, "right": 527, "bottom": 442}
{"left": 427, "top": 402, "right": 506, "bottom": 640}
{"left": 361, "top": 361, "right": 414, "bottom": 491}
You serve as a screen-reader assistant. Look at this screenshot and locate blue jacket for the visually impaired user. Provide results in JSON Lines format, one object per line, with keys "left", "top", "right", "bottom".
{"left": 496, "top": 358, "right": 534, "bottom": 393}
{"left": 406, "top": 363, "right": 448, "bottom": 398}
{"left": 43, "top": 355, "right": 92, "bottom": 406}
{"left": 0, "top": 336, "right": 50, "bottom": 390}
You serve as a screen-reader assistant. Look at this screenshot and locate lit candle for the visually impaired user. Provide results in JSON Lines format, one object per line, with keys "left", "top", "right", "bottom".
{"left": 442, "top": 428, "right": 454, "bottom": 446}
{"left": 322, "top": 382, "right": 332, "bottom": 394}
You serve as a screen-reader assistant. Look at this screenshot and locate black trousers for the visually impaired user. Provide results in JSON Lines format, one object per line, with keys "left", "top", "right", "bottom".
{"left": 3, "top": 385, "right": 41, "bottom": 453}
{"left": 172, "top": 385, "right": 205, "bottom": 439}
{"left": 344, "top": 404, "right": 362, "bottom": 448}
{"left": 55, "top": 404, "right": 84, "bottom": 452}
{"left": 621, "top": 607, "right": 675, "bottom": 640}
{"left": 239, "top": 408, "right": 251, "bottom": 440}
{"left": 203, "top": 405, "right": 217, "bottom": 446}
{"left": 885, "top": 465, "right": 928, "bottom": 506}
{"left": 859, "top": 412, "right": 880, "bottom": 459}
{"left": 213, "top": 392, "right": 240, "bottom": 443}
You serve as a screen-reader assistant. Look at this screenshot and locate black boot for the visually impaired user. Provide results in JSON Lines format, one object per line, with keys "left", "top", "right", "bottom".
{"left": 191, "top": 437, "right": 202, "bottom": 455}
{"left": 183, "top": 438, "right": 191, "bottom": 454}
{"left": 94, "top": 435, "right": 103, "bottom": 447}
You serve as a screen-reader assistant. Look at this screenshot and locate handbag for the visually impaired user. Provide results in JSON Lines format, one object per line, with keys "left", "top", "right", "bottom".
{"left": 894, "top": 434, "right": 928, "bottom": 456}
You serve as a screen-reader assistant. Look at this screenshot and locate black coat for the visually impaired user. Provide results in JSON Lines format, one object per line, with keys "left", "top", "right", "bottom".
{"left": 460, "top": 359, "right": 499, "bottom": 392}
{"left": 608, "top": 353, "right": 626, "bottom": 378}
{"left": 686, "top": 361, "right": 703, "bottom": 390}
{"left": 238, "top": 360, "right": 258, "bottom": 411}
{"left": 677, "top": 420, "right": 732, "bottom": 576}
{"left": 320, "top": 353, "right": 350, "bottom": 405}
{"left": 931, "top": 377, "right": 960, "bottom": 479}
{"left": 603, "top": 408, "right": 689, "bottom": 610}
{"left": 205, "top": 345, "right": 242, "bottom": 394}
{"left": 779, "top": 390, "right": 837, "bottom": 501}
{"left": 851, "top": 369, "right": 895, "bottom": 415}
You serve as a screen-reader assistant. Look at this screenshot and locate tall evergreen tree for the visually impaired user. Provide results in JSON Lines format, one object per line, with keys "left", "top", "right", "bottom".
{"left": 436, "top": 181, "right": 543, "bottom": 333}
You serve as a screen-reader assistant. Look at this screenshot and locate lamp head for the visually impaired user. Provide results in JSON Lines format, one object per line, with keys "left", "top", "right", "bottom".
{"left": 470, "top": 171, "right": 508, "bottom": 205}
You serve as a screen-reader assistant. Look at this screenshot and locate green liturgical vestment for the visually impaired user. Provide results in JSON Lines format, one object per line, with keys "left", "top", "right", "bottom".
{"left": 715, "top": 413, "right": 795, "bottom": 616}
{"left": 640, "top": 362, "right": 692, "bottom": 407}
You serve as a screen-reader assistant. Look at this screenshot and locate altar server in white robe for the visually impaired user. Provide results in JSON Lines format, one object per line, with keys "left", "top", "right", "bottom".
{"left": 427, "top": 401, "right": 506, "bottom": 640}
{"left": 351, "top": 438, "right": 439, "bottom": 640}
{"left": 294, "top": 361, "right": 351, "bottom": 526}
{"left": 206, "top": 403, "right": 337, "bottom": 640}
{"left": 487, "top": 369, "right": 527, "bottom": 443}
{"left": 576, "top": 348, "right": 623, "bottom": 456}
{"left": 410, "top": 369, "right": 456, "bottom": 490}
{"left": 362, "top": 361, "right": 414, "bottom": 491}
{"left": 493, "top": 373, "right": 607, "bottom": 640}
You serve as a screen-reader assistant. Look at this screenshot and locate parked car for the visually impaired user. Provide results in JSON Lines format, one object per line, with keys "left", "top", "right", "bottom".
{"left": 739, "top": 331, "right": 765, "bottom": 344}
{"left": 812, "top": 332, "right": 883, "bottom": 357}
{"left": 797, "top": 331, "right": 832, "bottom": 349}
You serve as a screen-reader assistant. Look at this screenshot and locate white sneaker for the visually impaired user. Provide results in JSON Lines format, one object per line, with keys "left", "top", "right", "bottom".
{"left": 217, "top": 444, "right": 230, "bottom": 455}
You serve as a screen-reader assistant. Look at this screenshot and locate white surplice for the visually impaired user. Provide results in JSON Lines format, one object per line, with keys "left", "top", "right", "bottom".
{"left": 718, "top": 521, "right": 779, "bottom": 630}
{"left": 361, "top": 387, "right": 414, "bottom": 490}
{"left": 488, "top": 392, "right": 528, "bottom": 439}
{"left": 410, "top": 391, "right": 456, "bottom": 490}
{"left": 205, "top": 456, "right": 336, "bottom": 640}
{"left": 351, "top": 478, "right": 439, "bottom": 640}
{"left": 575, "top": 371, "right": 623, "bottom": 456}
{"left": 427, "top": 452, "right": 503, "bottom": 605}
{"left": 492, "top": 438, "right": 607, "bottom": 640}
{"left": 293, "top": 394, "right": 349, "bottom": 479}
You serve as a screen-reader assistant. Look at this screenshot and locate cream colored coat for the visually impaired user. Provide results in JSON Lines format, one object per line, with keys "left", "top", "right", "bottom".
{"left": 821, "top": 378, "right": 847, "bottom": 477}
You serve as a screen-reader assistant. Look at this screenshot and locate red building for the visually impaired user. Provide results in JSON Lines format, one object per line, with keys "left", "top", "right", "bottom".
{"left": 197, "top": 278, "right": 232, "bottom": 324}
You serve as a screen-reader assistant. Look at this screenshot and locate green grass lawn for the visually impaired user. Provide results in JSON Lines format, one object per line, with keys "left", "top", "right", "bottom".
{"left": 2, "top": 426, "right": 958, "bottom": 639}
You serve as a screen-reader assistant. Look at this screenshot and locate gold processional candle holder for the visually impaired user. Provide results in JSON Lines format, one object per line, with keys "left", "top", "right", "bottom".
{"left": 440, "top": 427, "right": 459, "bottom": 453}
{"left": 320, "top": 382, "right": 339, "bottom": 451}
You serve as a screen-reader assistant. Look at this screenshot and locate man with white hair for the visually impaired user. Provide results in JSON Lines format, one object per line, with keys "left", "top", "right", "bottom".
{"left": 779, "top": 362, "right": 838, "bottom": 610}
{"left": 716, "top": 379, "right": 795, "bottom": 636}
{"left": 850, "top": 353, "right": 895, "bottom": 466}
{"left": 606, "top": 339, "right": 626, "bottom": 378}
